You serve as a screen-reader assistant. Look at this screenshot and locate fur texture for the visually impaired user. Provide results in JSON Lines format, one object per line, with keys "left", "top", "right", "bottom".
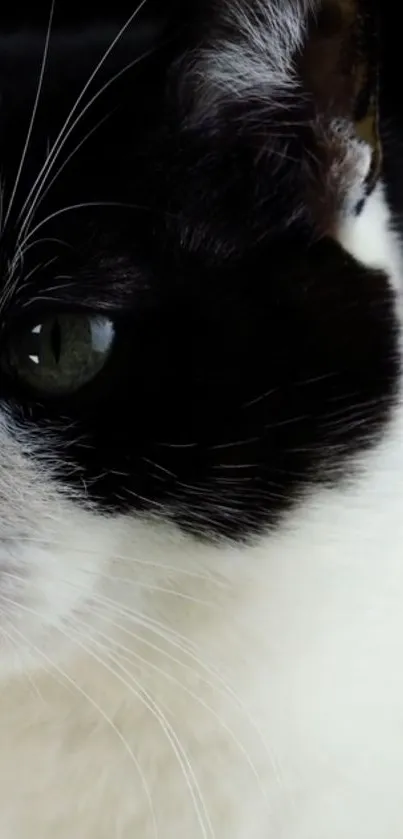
{"left": 0, "top": 1, "right": 401, "bottom": 837}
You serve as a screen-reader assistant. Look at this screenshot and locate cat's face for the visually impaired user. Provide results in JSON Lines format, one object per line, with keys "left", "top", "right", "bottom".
{"left": 0, "top": 0, "right": 400, "bottom": 677}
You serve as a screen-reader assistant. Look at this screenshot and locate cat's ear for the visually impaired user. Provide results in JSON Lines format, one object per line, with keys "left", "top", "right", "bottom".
{"left": 168, "top": 0, "right": 382, "bottom": 252}
{"left": 301, "top": 0, "right": 382, "bottom": 215}
{"left": 179, "top": 1, "right": 382, "bottom": 229}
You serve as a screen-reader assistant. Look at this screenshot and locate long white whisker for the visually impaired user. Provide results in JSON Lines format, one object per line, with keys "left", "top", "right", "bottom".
{"left": 1, "top": 607, "right": 159, "bottom": 839}
{"left": 2, "top": 617, "right": 49, "bottom": 704}
{"left": 18, "top": 200, "right": 146, "bottom": 254}
{"left": 4, "top": 610, "right": 84, "bottom": 695}
{"left": 2, "top": 0, "right": 55, "bottom": 231}
{"left": 3, "top": 234, "right": 69, "bottom": 310}
{"left": 93, "top": 597, "right": 284, "bottom": 785}
{"left": 1, "top": 592, "right": 210, "bottom": 839}
{"left": 1, "top": 565, "right": 274, "bottom": 766}
{"left": 14, "top": 235, "right": 71, "bottom": 263}
{"left": 97, "top": 576, "right": 217, "bottom": 607}
{"left": 0, "top": 620, "right": 20, "bottom": 670}
{"left": 91, "top": 597, "right": 283, "bottom": 781}
{"left": 0, "top": 535, "right": 224, "bottom": 584}
{"left": 20, "top": 256, "right": 58, "bottom": 285}
{"left": 3, "top": 253, "right": 58, "bottom": 312}
{"left": 82, "top": 588, "right": 283, "bottom": 788}
{"left": 94, "top": 568, "right": 225, "bottom": 590}
{"left": 65, "top": 617, "right": 214, "bottom": 839}
{"left": 74, "top": 610, "right": 271, "bottom": 807}
{"left": 0, "top": 568, "right": 281, "bottom": 784}
{"left": 17, "top": 0, "right": 150, "bottom": 237}
{"left": 23, "top": 110, "right": 114, "bottom": 230}
{"left": 4, "top": 563, "right": 216, "bottom": 607}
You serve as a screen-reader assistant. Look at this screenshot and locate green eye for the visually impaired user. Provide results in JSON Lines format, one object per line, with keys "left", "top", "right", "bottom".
{"left": 3, "top": 313, "right": 115, "bottom": 396}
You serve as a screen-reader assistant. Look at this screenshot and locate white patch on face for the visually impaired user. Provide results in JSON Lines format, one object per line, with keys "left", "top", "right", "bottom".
{"left": 337, "top": 180, "right": 403, "bottom": 292}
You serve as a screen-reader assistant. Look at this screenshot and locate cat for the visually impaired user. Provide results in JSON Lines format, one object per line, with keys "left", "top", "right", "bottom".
{"left": 0, "top": 0, "right": 401, "bottom": 836}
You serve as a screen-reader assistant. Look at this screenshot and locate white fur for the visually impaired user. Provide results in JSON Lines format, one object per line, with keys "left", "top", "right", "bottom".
{"left": 338, "top": 181, "right": 403, "bottom": 292}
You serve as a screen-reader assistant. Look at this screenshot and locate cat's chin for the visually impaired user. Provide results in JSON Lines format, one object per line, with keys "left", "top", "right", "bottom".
{"left": 2, "top": 411, "right": 403, "bottom": 837}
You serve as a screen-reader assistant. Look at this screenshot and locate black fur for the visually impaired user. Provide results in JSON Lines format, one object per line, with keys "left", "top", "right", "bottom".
{"left": 0, "top": 1, "right": 399, "bottom": 539}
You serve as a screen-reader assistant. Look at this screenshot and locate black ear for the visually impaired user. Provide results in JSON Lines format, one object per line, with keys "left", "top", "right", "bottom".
{"left": 301, "top": 0, "right": 382, "bottom": 202}
{"left": 162, "top": 0, "right": 383, "bottom": 255}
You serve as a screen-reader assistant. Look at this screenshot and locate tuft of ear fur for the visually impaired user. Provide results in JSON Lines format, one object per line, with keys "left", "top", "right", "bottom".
{"left": 301, "top": 0, "right": 382, "bottom": 210}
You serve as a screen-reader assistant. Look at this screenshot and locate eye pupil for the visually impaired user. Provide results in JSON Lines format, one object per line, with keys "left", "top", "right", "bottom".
{"left": 50, "top": 318, "right": 62, "bottom": 365}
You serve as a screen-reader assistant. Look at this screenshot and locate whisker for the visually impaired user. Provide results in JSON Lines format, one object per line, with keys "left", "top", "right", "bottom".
{"left": 1, "top": 605, "right": 159, "bottom": 839}
{"left": 21, "top": 110, "right": 115, "bottom": 233}
{"left": 3, "top": 563, "right": 217, "bottom": 607}
{"left": 3, "top": 236, "right": 71, "bottom": 311}
{"left": 73, "top": 610, "right": 271, "bottom": 808}
{"left": 208, "top": 437, "right": 262, "bottom": 452}
{"left": 18, "top": 201, "right": 148, "bottom": 255}
{"left": 0, "top": 535, "right": 225, "bottom": 585}
{"left": 141, "top": 458, "right": 177, "bottom": 479}
{"left": 14, "top": 235, "right": 71, "bottom": 263}
{"left": 2, "top": 0, "right": 55, "bottom": 231}
{"left": 17, "top": 0, "right": 150, "bottom": 237}
{"left": 242, "top": 387, "right": 278, "bottom": 410}
{"left": 89, "top": 599, "right": 283, "bottom": 785}
{"left": 6, "top": 256, "right": 58, "bottom": 311}
{"left": 0, "top": 570, "right": 282, "bottom": 785}
{"left": 20, "top": 256, "right": 58, "bottom": 286}
{"left": 93, "top": 575, "right": 221, "bottom": 606}
{"left": 155, "top": 442, "right": 198, "bottom": 450}
{"left": 0, "top": 620, "right": 20, "bottom": 670}
{"left": 81, "top": 591, "right": 283, "bottom": 787}
{"left": 5, "top": 612, "right": 83, "bottom": 695}
{"left": 1, "top": 593, "right": 211, "bottom": 839}
{"left": 1, "top": 572, "right": 238, "bottom": 710}
{"left": 65, "top": 616, "right": 215, "bottom": 839}
{"left": 2, "top": 618, "right": 48, "bottom": 705}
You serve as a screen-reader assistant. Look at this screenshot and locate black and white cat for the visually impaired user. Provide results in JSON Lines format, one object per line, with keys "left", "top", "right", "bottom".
{"left": 0, "top": 1, "right": 401, "bottom": 836}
